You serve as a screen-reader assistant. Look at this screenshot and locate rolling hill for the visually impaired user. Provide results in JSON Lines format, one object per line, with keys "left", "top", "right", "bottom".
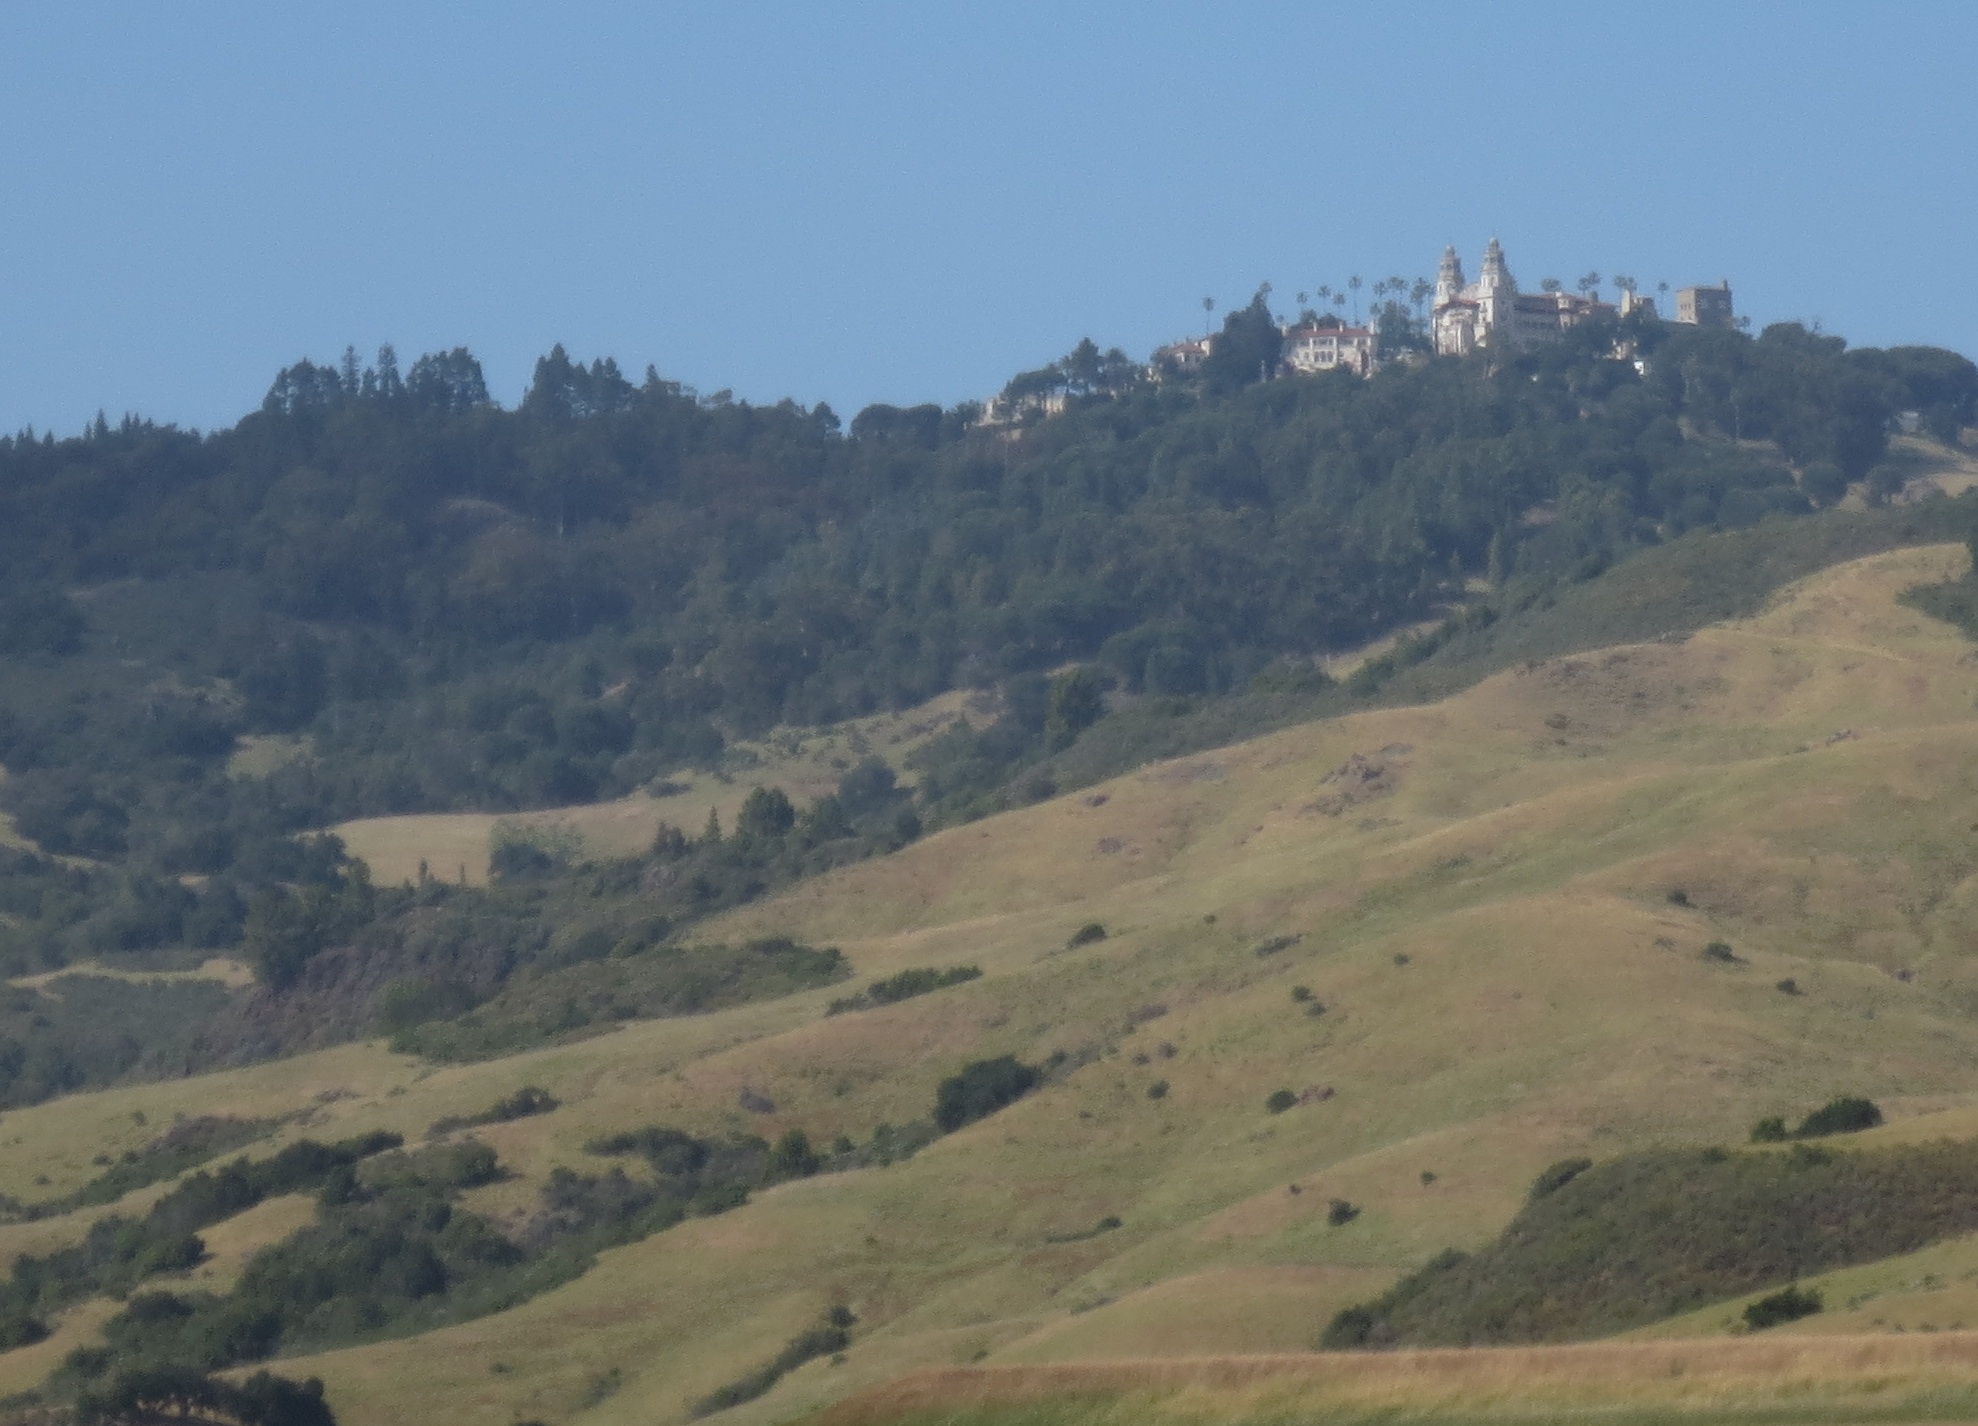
{"left": 6, "top": 539, "right": 1978, "bottom": 1425}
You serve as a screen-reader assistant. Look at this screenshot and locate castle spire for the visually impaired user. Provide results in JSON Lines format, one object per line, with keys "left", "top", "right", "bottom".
{"left": 1435, "top": 245, "right": 1465, "bottom": 308}
{"left": 1477, "top": 237, "right": 1516, "bottom": 347}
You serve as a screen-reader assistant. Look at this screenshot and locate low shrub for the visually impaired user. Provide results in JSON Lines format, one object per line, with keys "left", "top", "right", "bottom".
{"left": 1321, "top": 1304, "right": 1382, "bottom": 1349}
{"left": 427, "top": 1085, "right": 559, "bottom": 1139}
{"left": 1327, "top": 1198, "right": 1360, "bottom": 1225}
{"left": 1147, "top": 1079, "right": 1168, "bottom": 1100}
{"left": 1265, "top": 1089, "right": 1297, "bottom": 1114}
{"left": 1531, "top": 1158, "right": 1593, "bottom": 1196}
{"left": 1066, "top": 923, "right": 1107, "bottom": 948}
{"left": 1044, "top": 1215, "right": 1123, "bottom": 1245}
{"left": 1702, "top": 941, "right": 1740, "bottom": 963}
{"left": 689, "top": 1307, "right": 855, "bottom": 1418}
{"left": 827, "top": 964, "right": 981, "bottom": 1015}
{"left": 1743, "top": 1284, "right": 1822, "bottom": 1330}
{"left": 768, "top": 1130, "right": 820, "bottom": 1180}
{"left": 1795, "top": 1095, "right": 1883, "bottom": 1138}
{"left": 0, "top": 1309, "right": 48, "bottom": 1350}
{"left": 933, "top": 1057, "right": 1040, "bottom": 1133}
{"left": 1751, "top": 1096, "right": 1882, "bottom": 1144}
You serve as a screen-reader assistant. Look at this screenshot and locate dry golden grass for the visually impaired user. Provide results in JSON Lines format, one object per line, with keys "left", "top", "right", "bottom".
{"left": 7, "top": 546, "right": 1978, "bottom": 1425}
{"left": 807, "top": 1332, "right": 1978, "bottom": 1426}
{"left": 0, "top": 1041, "right": 417, "bottom": 1202}
{"left": 0, "top": 1299, "right": 119, "bottom": 1401}
{"left": 992, "top": 1267, "right": 1396, "bottom": 1363}
{"left": 1890, "top": 435, "right": 1978, "bottom": 504}
{"left": 190, "top": 1193, "right": 320, "bottom": 1293}
{"left": 226, "top": 732, "right": 312, "bottom": 779}
{"left": 8, "top": 956, "right": 254, "bottom": 991}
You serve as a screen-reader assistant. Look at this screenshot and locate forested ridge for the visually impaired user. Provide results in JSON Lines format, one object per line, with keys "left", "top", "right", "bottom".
{"left": 0, "top": 309, "right": 1970, "bottom": 1100}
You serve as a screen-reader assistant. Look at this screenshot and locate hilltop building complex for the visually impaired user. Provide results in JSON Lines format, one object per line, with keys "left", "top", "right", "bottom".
{"left": 1431, "top": 239, "right": 1733, "bottom": 357}
{"left": 1089, "top": 241, "right": 1742, "bottom": 420}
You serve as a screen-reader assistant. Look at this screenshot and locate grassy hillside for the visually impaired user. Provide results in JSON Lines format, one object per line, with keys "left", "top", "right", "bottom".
{"left": 801, "top": 1335, "right": 1978, "bottom": 1426}
{"left": 333, "top": 688, "right": 981, "bottom": 886}
{"left": 6, "top": 542, "right": 1978, "bottom": 1424}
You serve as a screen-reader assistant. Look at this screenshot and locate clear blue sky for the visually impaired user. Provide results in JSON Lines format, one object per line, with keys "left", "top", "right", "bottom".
{"left": 3, "top": 2, "right": 1975, "bottom": 435}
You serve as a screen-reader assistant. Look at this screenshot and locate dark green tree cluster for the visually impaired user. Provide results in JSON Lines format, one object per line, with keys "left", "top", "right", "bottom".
{"left": 933, "top": 1055, "right": 1040, "bottom": 1132}
{"left": 1750, "top": 1094, "right": 1883, "bottom": 1143}
{"left": 63, "top": 1120, "right": 830, "bottom": 1392}
{"left": 0, "top": 761, "right": 891, "bottom": 1098}
{"left": 827, "top": 963, "right": 981, "bottom": 1015}
{"left": 0, "top": 1132, "right": 402, "bottom": 1347}
{"left": 998, "top": 337, "right": 1145, "bottom": 414}
{"left": 907, "top": 666, "right": 1107, "bottom": 817}
{"left": 75, "top": 1365, "right": 335, "bottom": 1426}
{"left": 1322, "top": 1134, "right": 1978, "bottom": 1348}
{"left": 0, "top": 972, "right": 233, "bottom": 1111}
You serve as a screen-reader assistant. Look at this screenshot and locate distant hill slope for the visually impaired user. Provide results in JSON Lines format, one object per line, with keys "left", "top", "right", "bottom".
{"left": 3, "top": 543, "right": 1978, "bottom": 1423}
{"left": 2, "top": 499, "right": 1959, "bottom": 1114}
{"left": 1, "top": 322, "right": 1969, "bottom": 1016}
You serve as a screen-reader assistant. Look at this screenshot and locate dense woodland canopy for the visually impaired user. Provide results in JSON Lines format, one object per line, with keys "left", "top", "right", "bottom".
{"left": 0, "top": 310, "right": 1970, "bottom": 1075}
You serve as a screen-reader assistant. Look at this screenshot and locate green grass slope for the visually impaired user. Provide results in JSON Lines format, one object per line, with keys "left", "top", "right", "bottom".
{"left": 6, "top": 543, "right": 1978, "bottom": 1425}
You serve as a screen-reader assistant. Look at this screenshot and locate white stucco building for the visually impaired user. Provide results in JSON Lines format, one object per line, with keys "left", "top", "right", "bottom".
{"left": 1280, "top": 323, "right": 1377, "bottom": 377}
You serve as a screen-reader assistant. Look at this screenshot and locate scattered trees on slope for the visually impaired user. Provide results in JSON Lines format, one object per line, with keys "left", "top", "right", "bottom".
{"left": 1323, "top": 1135, "right": 1978, "bottom": 1348}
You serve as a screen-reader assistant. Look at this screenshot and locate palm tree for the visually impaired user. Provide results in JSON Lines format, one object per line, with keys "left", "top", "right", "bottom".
{"left": 1348, "top": 275, "right": 1363, "bottom": 323}
{"left": 1202, "top": 296, "right": 1215, "bottom": 335}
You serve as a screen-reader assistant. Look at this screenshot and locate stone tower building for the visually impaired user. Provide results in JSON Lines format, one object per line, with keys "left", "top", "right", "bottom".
{"left": 1432, "top": 238, "right": 1614, "bottom": 356}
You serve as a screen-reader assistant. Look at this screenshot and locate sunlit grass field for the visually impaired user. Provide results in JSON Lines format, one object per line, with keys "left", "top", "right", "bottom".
{"left": 5, "top": 544, "right": 1978, "bottom": 1424}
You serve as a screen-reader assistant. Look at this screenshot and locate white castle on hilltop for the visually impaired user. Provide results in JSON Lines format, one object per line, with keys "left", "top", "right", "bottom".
{"left": 1432, "top": 237, "right": 1731, "bottom": 357}
{"left": 1130, "top": 239, "right": 1741, "bottom": 405}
